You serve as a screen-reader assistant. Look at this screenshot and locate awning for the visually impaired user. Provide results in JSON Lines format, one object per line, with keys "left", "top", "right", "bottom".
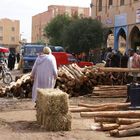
{"left": 0, "top": 47, "right": 9, "bottom": 53}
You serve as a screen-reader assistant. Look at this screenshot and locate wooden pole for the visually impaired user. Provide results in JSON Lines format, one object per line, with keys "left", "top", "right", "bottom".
{"left": 99, "top": 67, "right": 140, "bottom": 73}
{"left": 70, "top": 103, "right": 130, "bottom": 113}
{"left": 116, "top": 118, "right": 140, "bottom": 125}
{"left": 78, "top": 102, "right": 130, "bottom": 108}
{"left": 101, "top": 123, "right": 119, "bottom": 131}
{"left": 110, "top": 128, "right": 140, "bottom": 137}
{"left": 94, "top": 117, "right": 116, "bottom": 123}
{"left": 81, "top": 111, "right": 140, "bottom": 118}
{"left": 118, "top": 122, "right": 140, "bottom": 131}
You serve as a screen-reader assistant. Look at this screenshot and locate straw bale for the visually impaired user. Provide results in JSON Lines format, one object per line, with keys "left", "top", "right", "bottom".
{"left": 36, "top": 110, "right": 43, "bottom": 125}
{"left": 36, "top": 113, "right": 72, "bottom": 131}
{"left": 37, "top": 88, "right": 69, "bottom": 115}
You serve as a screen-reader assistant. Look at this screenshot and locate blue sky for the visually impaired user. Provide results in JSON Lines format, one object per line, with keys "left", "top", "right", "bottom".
{"left": 0, "top": 0, "right": 91, "bottom": 42}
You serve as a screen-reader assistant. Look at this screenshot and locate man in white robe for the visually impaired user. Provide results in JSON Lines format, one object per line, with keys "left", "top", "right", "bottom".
{"left": 31, "top": 47, "right": 57, "bottom": 102}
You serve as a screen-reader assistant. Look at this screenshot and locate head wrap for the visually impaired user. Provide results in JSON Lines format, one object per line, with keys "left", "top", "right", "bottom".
{"left": 43, "top": 46, "right": 52, "bottom": 54}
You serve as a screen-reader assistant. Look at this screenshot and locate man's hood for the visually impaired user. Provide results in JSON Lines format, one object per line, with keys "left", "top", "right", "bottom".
{"left": 36, "top": 55, "right": 47, "bottom": 65}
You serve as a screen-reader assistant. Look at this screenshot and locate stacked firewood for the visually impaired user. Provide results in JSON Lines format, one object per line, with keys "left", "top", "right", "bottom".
{"left": 56, "top": 63, "right": 95, "bottom": 96}
{"left": 70, "top": 102, "right": 140, "bottom": 137}
{"left": 1, "top": 64, "right": 139, "bottom": 98}
{"left": 5, "top": 73, "right": 33, "bottom": 97}
{"left": 0, "top": 86, "right": 6, "bottom": 97}
{"left": 56, "top": 64, "right": 131, "bottom": 96}
{"left": 92, "top": 85, "right": 127, "bottom": 98}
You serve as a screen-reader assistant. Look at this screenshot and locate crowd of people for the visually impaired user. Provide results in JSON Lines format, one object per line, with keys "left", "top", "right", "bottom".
{"left": 102, "top": 47, "right": 140, "bottom": 69}
{"left": 101, "top": 47, "right": 129, "bottom": 68}
{"left": 101, "top": 47, "right": 140, "bottom": 83}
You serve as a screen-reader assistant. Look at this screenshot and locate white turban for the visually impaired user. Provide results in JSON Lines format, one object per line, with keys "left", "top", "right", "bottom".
{"left": 43, "top": 46, "right": 52, "bottom": 54}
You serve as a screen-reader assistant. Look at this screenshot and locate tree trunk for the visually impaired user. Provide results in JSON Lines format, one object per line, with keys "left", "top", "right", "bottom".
{"left": 116, "top": 118, "right": 140, "bottom": 125}
{"left": 99, "top": 67, "right": 140, "bottom": 73}
{"left": 78, "top": 102, "right": 130, "bottom": 108}
{"left": 100, "top": 123, "right": 119, "bottom": 131}
{"left": 110, "top": 128, "right": 140, "bottom": 137}
{"left": 94, "top": 117, "right": 116, "bottom": 123}
{"left": 81, "top": 111, "right": 140, "bottom": 118}
{"left": 118, "top": 122, "right": 140, "bottom": 131}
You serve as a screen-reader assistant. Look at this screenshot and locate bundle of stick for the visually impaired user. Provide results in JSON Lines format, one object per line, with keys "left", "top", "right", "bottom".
{"left": 70, "top": 102, "right": 140, "bottom": 137}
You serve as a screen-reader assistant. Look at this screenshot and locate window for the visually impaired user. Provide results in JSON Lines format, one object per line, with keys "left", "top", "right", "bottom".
{"left": 11, "top": 27, "right": 15, "bottom": 31}
{"left": 108, "top": 0, "right": 113, "bottom": 6}
{"left": 0, "top": 36, "right": 3, "bottom": 41}
{"left": 120, "top": 0, "right": 125, "bottom": 5}
{"left": 108, "top": 0, "right": 113, "bottom": 9}
{"left": 11, "top": 37, "right": 15, "bottom": 42}
{"left": 0, "top": 26, "right": 3, "bottom": 32}
{"left": 134, "top": 0, "right": 138, "bottom": 3}
{"left": 99, "top": 0, "right": 102, "bottom": 11}
{"left": 24, "top": 46, "right": 44, "bottom": 56}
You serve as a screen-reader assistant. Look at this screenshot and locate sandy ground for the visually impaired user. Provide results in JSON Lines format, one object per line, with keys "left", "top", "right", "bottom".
{"left": 0, "top": 97, "right": 139, "bottom": 140}
{"left": 0, "top": 69, "right": 139, "bottom": 140}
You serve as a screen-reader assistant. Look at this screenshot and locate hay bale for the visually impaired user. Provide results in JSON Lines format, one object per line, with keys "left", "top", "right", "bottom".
{"left": 37, "top": 88, "right": 69, "bottom": 115}
{"left": 36, "top": 113, "right": 72, "bottom": 131}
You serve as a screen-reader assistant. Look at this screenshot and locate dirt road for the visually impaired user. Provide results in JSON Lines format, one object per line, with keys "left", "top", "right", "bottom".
{"left": 0, "top": 97, "right": 139, "bottom": 140}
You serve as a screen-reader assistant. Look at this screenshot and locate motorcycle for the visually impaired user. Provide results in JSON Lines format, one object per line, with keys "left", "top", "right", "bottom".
{"left": 0, "top": 60, "right": 13, "bottom": 84}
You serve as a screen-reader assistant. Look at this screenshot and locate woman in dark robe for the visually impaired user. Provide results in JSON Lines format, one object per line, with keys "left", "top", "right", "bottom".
{"left": 8, "top": 51, "right": 16, "bottom": 70}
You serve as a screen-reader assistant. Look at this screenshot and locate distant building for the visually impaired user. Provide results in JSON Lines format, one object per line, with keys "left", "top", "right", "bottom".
{"left": 0, "top": 18, "right": 20, "bottom": 52}
{"left": 32, "top": 5, "right": 90, "bottom": 43}
{"left": 91, "top": 0, "right": 140, "bottom": 53}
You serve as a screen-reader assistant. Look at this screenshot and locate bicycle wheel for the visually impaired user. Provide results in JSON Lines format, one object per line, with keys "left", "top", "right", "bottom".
{"left": 3, "top": 72, "right": 13, "bottom": 84}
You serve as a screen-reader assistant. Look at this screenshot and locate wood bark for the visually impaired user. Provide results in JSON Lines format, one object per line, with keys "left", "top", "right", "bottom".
{"left": 78, "top": 102, "right": 130, "bottom": 109}
{"left": 81, "top": 111, "right": 140, "bottom": 118}
{"left": 70, "top": 104, "right": 129, "bottom": 113}
{"left": 100, "top": 123, "right": 119, "bottom": 131}
{"left": 94, "top": 85, "right": 127, "bottom": 90}
{"left": 94, "top": 117, "right": 117, "bottom": 123}
{"left": 99, "top": 67, "right": 140, "bottom": 73}
{"left": 110, "top": 128, "right": 140, "bottom": 137}
{"left": 91, "top": 95, "right": 126, "bottom": 98}
{"left": 116, "top": 118, "right": 140, "bottom": 125}
{"left": 69, "top": 107, "right": 92, "bottom": 112}
{"left": 118, "top": 122, "right": 140, "bottom": 131}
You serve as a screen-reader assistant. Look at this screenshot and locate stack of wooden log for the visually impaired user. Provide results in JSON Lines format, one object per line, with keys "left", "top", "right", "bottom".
{"left": 0, "top": 86, "right": 6, "bottom": 97}
{"left": 1, "top": 64, "right": 140, "bottom": 98}
{"left": 5, "top": 73, "right": 33, "bottom": 97}
{"left": 56, "top": 63, "right": 95, "bottom": 96}
{"left": 56, "top": 65, "right": 131, "bottom": 96}
{"left": 92, "top": 85, "right": 127, "bottom": 98}
{"left": 70, "top": 102, "right": 140, "bottom": 137}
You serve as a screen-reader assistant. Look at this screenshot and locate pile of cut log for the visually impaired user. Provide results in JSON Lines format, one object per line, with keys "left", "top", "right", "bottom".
{"left": 1, "top": 64, "right": 140, "bottom": 98}
{"left": 92, "top": 85, "right": 127, "bottom": 98}
{"left": 5, "top": 73, "right": 33, "bottom": 98}
{"left": 70, "top": 102, "right": 140, "bottom": 137}
{"left": 56, "top": 64, "right": 131, "bottom": 96}
{"left": 56, "top": 63, "right": 95, "bottom": 96}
